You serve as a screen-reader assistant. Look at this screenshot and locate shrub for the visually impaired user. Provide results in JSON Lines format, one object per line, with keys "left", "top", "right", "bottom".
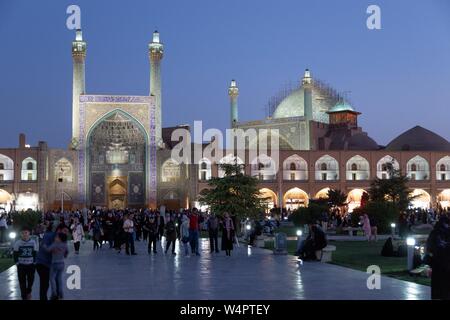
{"left": 289, "top": 203, "right": 328, "bottom": 227}
{"left": 352, "top": 201, "right": 399, "bottom": 234}
{"left": 10, "top": 210, "right": 42, "bottom": 232}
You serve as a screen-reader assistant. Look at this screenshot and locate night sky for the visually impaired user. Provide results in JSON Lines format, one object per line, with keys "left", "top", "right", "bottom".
{"left": 1, "top": 0, "right": 450, "bottom": 148}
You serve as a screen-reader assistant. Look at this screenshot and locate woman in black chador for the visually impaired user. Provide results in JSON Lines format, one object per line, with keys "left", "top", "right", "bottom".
{"left": 426, "top": 215, "right": 450, "bottom": 300}
{"left": 221, "top": 212, "right": 235, "bottom": 256}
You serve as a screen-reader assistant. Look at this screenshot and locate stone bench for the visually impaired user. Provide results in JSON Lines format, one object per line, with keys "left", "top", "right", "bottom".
{"left": 342, "top": 227, "right": 361, "bottom": 236}
{"left": 255, "top": 235, "right": 267, "bottom": 248}
{"left": 315, "top": 245, "right": 336, "bottom": 262}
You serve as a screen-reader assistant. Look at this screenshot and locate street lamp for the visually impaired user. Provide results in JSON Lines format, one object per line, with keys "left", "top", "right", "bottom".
{"left": 390, "top": 223, "right": 396, "bottom": 237}
{"left": 9, "top": 232, "right": 16, "bottom": 240}
{"left": 406, "top": 237, "right": 416, "bottom": 271}
{"left": 296, "top": 229, "right": 303, "bottom": 256}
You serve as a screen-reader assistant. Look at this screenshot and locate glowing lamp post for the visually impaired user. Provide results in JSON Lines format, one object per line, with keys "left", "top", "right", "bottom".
{"left": 9, "top": 232, "right": 16, "bottom": 240}
{"left": 390, "top": 223, "right": 396, "bottom": 237}
{"left": 296, "top": 229, "right": 303, "bottom": 254}
{"left": 406, "top": 237, "right": 416, "bottom": 271}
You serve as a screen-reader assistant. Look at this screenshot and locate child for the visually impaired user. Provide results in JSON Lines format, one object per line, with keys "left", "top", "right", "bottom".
{"left": 13, "top": 226, "right": 38, "bottom": 300}
{"left": 46, "top": 232, "right": 68, "bottom": 300}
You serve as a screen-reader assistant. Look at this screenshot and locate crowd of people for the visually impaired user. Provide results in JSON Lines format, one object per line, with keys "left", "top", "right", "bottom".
{"left": 9, "top": 207, "right": 239, "bottom": 300}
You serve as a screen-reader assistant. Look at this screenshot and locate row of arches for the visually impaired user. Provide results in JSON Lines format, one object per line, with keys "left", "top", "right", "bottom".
{"left": 257, "top": 187, "right": 450, "bottom": 212}
{"left": 160, "top": 154, "right": 450, "bottom": 182}
{"left": 0, "top": 154, "right": 37, "bottom": 181}
{"left": 0, "top": 154, "right": 74, "bottom": 182}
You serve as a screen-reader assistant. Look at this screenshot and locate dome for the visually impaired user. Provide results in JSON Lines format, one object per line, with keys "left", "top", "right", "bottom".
{"left": 272, "top": 77, "right": 340, "bottom": 123}
{"left": 347, "top": 133, "right": 379, "bottom": 150}
{"left": 329, "top": 102, "right": 355, "bottom": 113}
{"left": 386, "top": 126, "right": 450, "bottom": 151}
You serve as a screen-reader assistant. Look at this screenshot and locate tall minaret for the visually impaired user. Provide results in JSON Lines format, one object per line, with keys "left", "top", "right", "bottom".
{"left": 302, "top": 69, "right": 313, "bottom": 150}
{"left": 228, "top": 79, "right": 239, "bottom": 128}
{"left": 71, "top": 29, "right": 86, "bottom": 147}
{"left": 149, "top": 31, "right": 164, "bottom": 146}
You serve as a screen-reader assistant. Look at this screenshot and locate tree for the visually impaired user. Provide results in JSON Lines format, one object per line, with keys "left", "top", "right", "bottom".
{"left": 327, "top": 189, "right": 347, "bottom": 209}
{"left": 368, "top": 162, "right": 412, "bottom": 212}
{"left": 198, "top": 162, "right": 267, "bottom": 219}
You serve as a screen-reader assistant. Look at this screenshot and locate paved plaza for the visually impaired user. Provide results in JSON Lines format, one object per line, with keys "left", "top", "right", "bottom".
{"left": 0, "top": 239, "right": 430, "bottom": 300}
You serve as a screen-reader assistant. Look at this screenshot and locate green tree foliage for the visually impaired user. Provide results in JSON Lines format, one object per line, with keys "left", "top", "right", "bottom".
{"left": 353, "top": 201, "right": 398, "bottom": 234}
{"left": 327, "top": 189, "right": 347, "bottom": 208}
{"left": 198, "top": 163, "right": 267, "bottom": 219}
{"left": 10, "top": 210, "right": 42, "bottom": 231}
{"left": 290, "top": 201, "right": 328, "bottom": 227}
{"left": 368, "top": 162, "right": 412, "bottom": 212}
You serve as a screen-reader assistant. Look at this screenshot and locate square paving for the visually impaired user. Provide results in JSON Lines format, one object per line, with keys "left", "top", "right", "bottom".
{"left": 0, "top": 239, "right": 430, "bottom": 300}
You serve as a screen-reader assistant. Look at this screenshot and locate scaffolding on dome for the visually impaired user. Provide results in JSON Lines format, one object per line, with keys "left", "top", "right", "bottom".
{"left": 265, "top": 78, "right": 347, "bottom": 118}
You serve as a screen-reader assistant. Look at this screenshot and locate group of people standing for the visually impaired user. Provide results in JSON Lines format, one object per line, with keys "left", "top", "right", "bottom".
{"left": 13, "top": 222, "right": 68, "bottom": 300}
{"left": 10, "top": 207, "right": 241, "bottom": 300}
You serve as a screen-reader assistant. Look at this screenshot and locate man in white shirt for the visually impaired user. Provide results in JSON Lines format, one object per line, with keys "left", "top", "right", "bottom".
{"left": 123, "top": 213, "right": 136, "bottom": 255}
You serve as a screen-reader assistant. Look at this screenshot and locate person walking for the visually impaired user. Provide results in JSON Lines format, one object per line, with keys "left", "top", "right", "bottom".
{"left": 70, "top": 217, "right": 84, "bottom": 254}
{"left": 144, "top": 215, "right": 158, "bottom": 254}
{"left": 157, "top": 212, "right": 165, "bottom": 241}
{"left": 207, "top": 213, "right": 220, "bottom": 253}
{"left": 362, "top": 214, "right": 372, "bottom": 242}
{"left": 103, "top": 212, "right": 114, "bottom": 248}
{"left": 45, "top": 232, "right": 68, "bottom": 300}
{"left": 35, "top": 222, "right": 55, "bottom": 300}
{"left": 90, "top": 216, "right": 103, "bottom": 251}
{"left": 165, "top": 215, "right": 177, "bottom": 255}
{"left": 189, "top": 208, "right": 201, "bottom": 256}
{"left": 0, "top": 214, "right": 8, "bottom": 243}
{"left": 221, "top": 212, "right": 235, "bottom": 256}
{"left": 13, "top": 227, "right": 38, "bottom": 300}
{"left": 123, "top": 213, "right": 136, "bottom": 255}
{"left": 426, "top": 215, "right": 450, "bottom": 300}
{"left": 180, "top": 215, "right": 191, "bottom": 256}
{"left": 142, "top": 215, "right": 149, "bottom": 242}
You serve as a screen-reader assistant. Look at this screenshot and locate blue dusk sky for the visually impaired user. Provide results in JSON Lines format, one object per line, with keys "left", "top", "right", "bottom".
{"left": 0, "top": 0, "right": 450, "bottom": 148}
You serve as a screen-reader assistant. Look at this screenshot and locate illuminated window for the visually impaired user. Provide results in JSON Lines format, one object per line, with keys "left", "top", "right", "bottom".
{"left": 28, "top": 173, "right": 33, "bottom": 181}
{"left": 290, "top": 173, "right": 295, "bottom": 180}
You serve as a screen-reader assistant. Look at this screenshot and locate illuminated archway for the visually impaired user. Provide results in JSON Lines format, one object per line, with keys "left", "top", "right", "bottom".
{"left": 284, "top": 188, "right": 309, "bottom": 210}
{"left": 436, "top": 156, "right": 450, "bottom": 181}
{"left": 315, "top": 188, "right": 330, "bottom": 199}
{"left": 251, "top": 154, "right": 277, "bottom": 181}
{"left": 346, "top": 155, "right": 370, "bottom": 180}
{"left": 16, "top": 192, "right": 39, "bottom": 211}
{"left": 283, "top": 154, "right": 308, "bottom": 181}
{"left": 409, "top": 189, "right": 431, "bottom": 209}
{"left": 347, "top": 189, "right": 367, "bottom": 213}
{"left": 315, "top": 155, "right": 339, "bottom": 181}
{"left": 0, "top": 189, "right": 13, "bottom": 212}
{"left": 259, "top": 188, "right": 278, "bottom": 211}
{"left": 437, "top": 189, "right": 450, "bottom": 209}
{"left": 406, "top": 156, "right": 430, "bottom": 181}
{"left": 376, "top": 155, "right": 400, "bottom": 179}
{"left": 0, "top": 154, "right": 14, "bottom": 181}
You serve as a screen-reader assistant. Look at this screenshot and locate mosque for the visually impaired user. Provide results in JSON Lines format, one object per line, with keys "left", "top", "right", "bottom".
{"left": 1, "top": 30, "right": 450, "bottom": 213}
